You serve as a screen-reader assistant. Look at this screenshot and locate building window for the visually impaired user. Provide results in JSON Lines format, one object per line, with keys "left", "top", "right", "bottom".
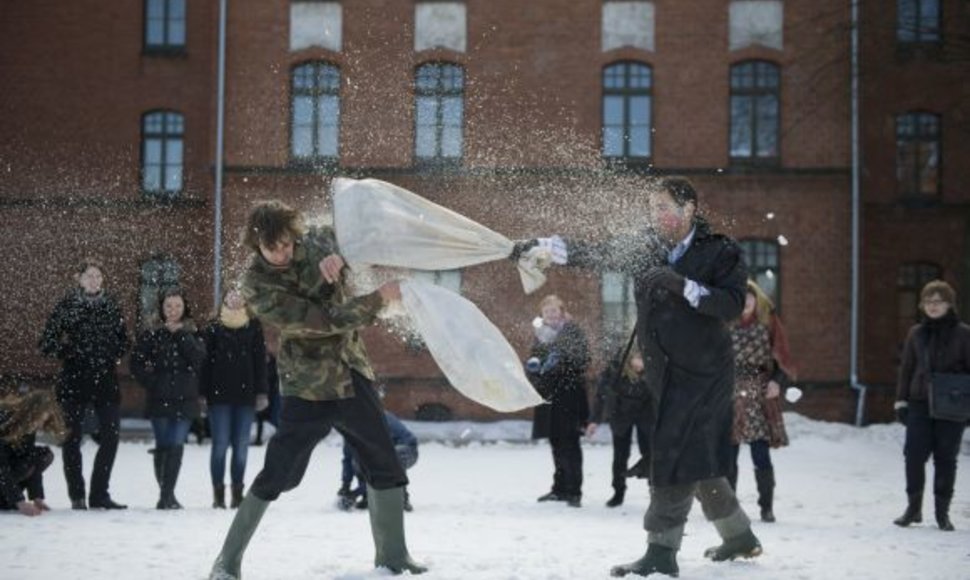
{"left": 141, "top": 111, "right": 184, "bottom": 197}
{"left": 896, "top": 112, "right": 940, "bottom": 198}
{"left": 601, "top": 2, "right": 656, "bottom": 52}
{"left": 291, "top": 62, "right": 341, "bottom": 162}
{"left": 897, "top": 262, "right": 942, "bottom": 338}
{"left": 414, "top": 2, "right": 467, "bottom": 53}
{"left": 602, "top": 62, "right": 652, "bottom": 161}
{"left": 739, "top": 239, "right": 780, "bottom": 309}
{"left": 897, "top": 0, "right": 941, "bottom": 44}
{"left": 730, "top": 60, "right": 780, "bottom": 164}
{"left": 139, "top": 256, "right": 181, "bottom": 329}
{"left": 601, "top": 271, "right": 637, "bottom": 355}
{"left": 144, "top": 0, "right": 186, "bottom": 51}
{"left": 415, "top": 63, "right": 464, "bottom": 163}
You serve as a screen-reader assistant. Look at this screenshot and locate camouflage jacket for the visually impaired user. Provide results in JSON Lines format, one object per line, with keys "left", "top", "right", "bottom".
{"left": 240, "top": 226, "right": 384, "bottom": 401}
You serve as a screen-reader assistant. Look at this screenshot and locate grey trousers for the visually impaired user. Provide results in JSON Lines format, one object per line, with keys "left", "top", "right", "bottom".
{"left": 644, "top": 477, "right": 751, "bottom": 550}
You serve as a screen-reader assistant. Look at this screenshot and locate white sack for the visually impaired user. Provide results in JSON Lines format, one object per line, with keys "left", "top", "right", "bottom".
{"left": 333, "top": 177, "right": 548, "bottom": 294}
{"left": 400, "top": 279, "right": 543, "bottom": 413}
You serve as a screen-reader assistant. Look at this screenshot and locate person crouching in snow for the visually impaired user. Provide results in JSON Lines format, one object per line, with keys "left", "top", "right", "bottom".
{"left": 0, "top": 389, "right": 67, "bottom": 516}
{"left": 338, "top": 409, "right": 419, "bottom": 512}
{"left": 526, "top": 294, "right": 590, "bottom": 508}
{"left": 208, "top": 200, "right": 425, "bottom": 579}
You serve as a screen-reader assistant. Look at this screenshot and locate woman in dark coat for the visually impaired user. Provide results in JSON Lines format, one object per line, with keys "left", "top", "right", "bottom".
{"left": 893, "top": 279, "right": 970, "bottom": 531}
{"left": 587, "top": 347, "right": 652, "bottom": 508}
{"left": 728, "top": 280, "right": 795, "bottom": 523}
{"left": 201, "top": 288, "right": 269, "bottom": 509}
{"left": 131, "top": 286, "right": 206, "bottom": 510}
{"left": 0, "top": 389, "right": 67, "bottom": 516}
{"left": 39, "top": 258, "right": 129, "bottom": 510}
{"left": 527, "top": 294, "right": 590, "bottom": 508}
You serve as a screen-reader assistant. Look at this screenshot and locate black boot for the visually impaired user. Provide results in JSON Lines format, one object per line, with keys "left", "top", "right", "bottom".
{"left": 607, "top": 488, "right": 626, "bottom": 508}
{"left": 537, "top": 491, "right": 563, "bottom": 502}
{"left": 893, "top": 494, "right": 923, "bottom": 527}
{"left": 703, "top": 529, "right": 763, "bottom": 561}
{"left": 158, "top": 445, "right": 184, "bottom": 510}
{"left": 935, "top": 495, "right": 955, "bottom": 531}
{"left": 230, "top": 484, "right": 245, "bottom": 509}
{"left": 89, "top": 496, "right": 127, "bottom": 510}
{"left": 403, "top": 487, "right": 413, "bottom": 513}
{"left": 610, "top": 543, "right": 679, "bottom": 577}
{"left": 213, "top": 485, "right": 226, "bottom": 509}
{"left": 755, "top": 468, "right": 775, "bottom": 523}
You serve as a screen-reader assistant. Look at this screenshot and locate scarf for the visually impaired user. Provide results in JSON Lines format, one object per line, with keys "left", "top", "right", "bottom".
{"left": 220, "top": 306, "right": 250, "bottom": 329}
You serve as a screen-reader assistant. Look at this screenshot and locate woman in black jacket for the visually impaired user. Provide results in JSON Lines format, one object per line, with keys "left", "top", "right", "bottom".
{"left": 131, "top": 286, "right": 206, "bottom": 510}
{"left": 0, "top": 389, "right": 66, "bottom": 516}
{"left": 527, "top": 294, "right": 590, "bottom": 508}
{"left": 894, "top": 280, "right": 970, "bottom": 531}
{"left": 39, "top": 259, "right": 129, "bottom": 510}
{"left": 201, "top": 289, "right": 269, "bottom": 509}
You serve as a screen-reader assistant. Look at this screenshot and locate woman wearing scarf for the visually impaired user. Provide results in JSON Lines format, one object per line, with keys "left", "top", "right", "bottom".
{"left": 201, "top": 289, "right": 269, "bottom": 509}
{"left": 728, "top": 280, "right": 796, "bottom": 523}
{"left": 894, "top": 280, "right": 970, "bottom": 531}
{"left": 527, "top": 294, "right": 590, "bottom": 508}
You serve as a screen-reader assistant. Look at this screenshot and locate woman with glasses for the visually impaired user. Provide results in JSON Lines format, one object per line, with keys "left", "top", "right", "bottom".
{"left": 894, "top": 280, "right": 970, "bottom": 531}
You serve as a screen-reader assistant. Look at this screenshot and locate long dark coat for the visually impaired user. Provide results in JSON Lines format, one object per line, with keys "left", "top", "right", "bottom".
{"left": 130, "top": 322, "right": 207, "bottom": 420}
{"left": 200, "top": 319, "right": 268, "bottom": 407}
{"left": 39, "top": 289, "right": 129, "bottom": 402}
{"left": 528, "top": 321, "right": 591, "bottom": 440}
{"left": 569, "top": 219, "right": 747, "bottom": 487}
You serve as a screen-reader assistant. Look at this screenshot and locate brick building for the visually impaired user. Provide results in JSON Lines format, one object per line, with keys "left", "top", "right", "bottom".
{"left": 1, "top": 1, "right": 964, "bottom": 424}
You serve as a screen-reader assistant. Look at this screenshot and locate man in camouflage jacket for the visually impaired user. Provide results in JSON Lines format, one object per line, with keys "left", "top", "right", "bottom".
{"left": 210, "top": 200, "right": 426, "bottom": 579}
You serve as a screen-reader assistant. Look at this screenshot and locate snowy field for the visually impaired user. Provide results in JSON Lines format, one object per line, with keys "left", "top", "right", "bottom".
{"left": 3, "top": 413, "right": 969, "bottom": 580}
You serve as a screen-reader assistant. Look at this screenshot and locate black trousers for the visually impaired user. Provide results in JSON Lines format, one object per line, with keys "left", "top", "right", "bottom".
{"left": 549, "top": 432, "right": 583, "bottom": 497}
{"left": 251, "top": 371, "right": 407, "bottom": 502}
{"left": 904, "top": 401, "right": 966, "bottom": 499}
{"left": 58, "top": 380, "right": 121, "bottom": 502}
{"left": 610, "top": 411, "right": 652, "bottom": 492}
{"left": 0, "top": 446, "right": 53, "bottom": 509}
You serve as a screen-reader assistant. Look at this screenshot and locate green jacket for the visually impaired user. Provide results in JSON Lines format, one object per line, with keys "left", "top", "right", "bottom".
{"left": 240, "top": 226, "right": 384, "bottom": 401}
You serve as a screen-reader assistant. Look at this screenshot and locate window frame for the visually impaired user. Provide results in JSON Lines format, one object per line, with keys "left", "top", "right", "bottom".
{"left": 738, "top": 238, "right": 782, "bottom": 312}
{"left": 601, "top": 61, "right": 654, "bottom": 164}
{"left": 895, "top": 111, "right": 942, "bottom": 200}
{"left": 140, "top": 110, "right": 185, "bottom": 199}
{"left": 413, "top": 62, "right": 465, "bottom": 167}
{"left": 137, "top": 255, "right": 181, "bottom": 330}
{"left": 729, "top": 60, "right": 781, "bottom": 167}
{"left": 600, "top": 270, "right": 638, "bottom": 356}
{"left": 289, "top": 61, "right": 342, "bottom": 166}
{"left": 896, "top": 0, "right": 943, "bottom": 45}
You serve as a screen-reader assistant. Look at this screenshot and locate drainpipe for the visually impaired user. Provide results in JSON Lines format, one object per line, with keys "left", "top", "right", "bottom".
{"left": 213, "top": 0, "right": 228, "bottom": 310}
{"left": 849, "top": 0, "right": 868, "bottom": 426}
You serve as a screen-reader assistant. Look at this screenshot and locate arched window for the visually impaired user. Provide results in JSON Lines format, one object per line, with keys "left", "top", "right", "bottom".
{"left": 139, "top": 255, "right": 181, "bottom": 329}
{"left": 897, "top": 0, "right": 941, "bottom": 44}
{"left": 896, "top": 112, "right": 941, "bottom": 198}
{"left": 291, "top": 62, "right": 341, "bottom": 162}
{"left": 730, "top": 61, "right": 780, "bottom": 164}
{"left": 144, "top": 0, "right": 186, "bottom": 51}
{"left": 602, "top": 62, "right": 652, "bottom": 161}
{"left": 739, "top": 239, "right": 781, "bottom": 309}
{"left": 141, "top": 111, "right": 184, "bottom": 196}
{"left": 897, "top": 261, "right": 943, "bottom": 338}
{"left": 415, "top": 63, "right": 464, "bottom": 162}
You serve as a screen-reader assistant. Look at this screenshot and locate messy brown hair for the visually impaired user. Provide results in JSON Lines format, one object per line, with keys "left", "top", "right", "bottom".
{"left": 0, "top": 390, "right": 67, "bottom": 444}
{"left": 921, "top": 280, "right": 956, "bottom": 307}
{"left": 243, "top": 200, "right": 306, "bottom": 252}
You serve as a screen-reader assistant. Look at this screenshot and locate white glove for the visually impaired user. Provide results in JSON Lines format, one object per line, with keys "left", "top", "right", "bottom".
{"left": 536, "top": 236, "right": 568, "bottom": 265}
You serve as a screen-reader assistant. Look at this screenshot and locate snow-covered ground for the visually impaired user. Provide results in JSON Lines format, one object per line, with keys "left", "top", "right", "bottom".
{"left": 3, "top": 413, "right": 969, "bottom": 579}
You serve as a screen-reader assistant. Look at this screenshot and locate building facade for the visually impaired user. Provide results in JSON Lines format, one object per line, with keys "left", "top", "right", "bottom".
{"left": 1, "top": 0, "right": 964, "bottom": 423}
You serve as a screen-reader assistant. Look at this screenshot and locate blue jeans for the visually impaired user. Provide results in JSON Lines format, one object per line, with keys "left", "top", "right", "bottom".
{"left": 151, "top": 418, "right": 192, "bottom": 448}
{"left": 209, "top": 404, "right": 255, "bottom": 486}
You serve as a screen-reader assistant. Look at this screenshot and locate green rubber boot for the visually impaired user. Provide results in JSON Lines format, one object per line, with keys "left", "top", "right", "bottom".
{"left": 209, "top": 493, "right": 270, "bottom": 580}
{"left": 367, "top": 485, "right": 428, "bottom": 575}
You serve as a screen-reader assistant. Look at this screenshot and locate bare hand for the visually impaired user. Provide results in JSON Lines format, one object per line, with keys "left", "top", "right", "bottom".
{"left": 319, "top": 254, "right": 346, "bottom": 284}
{"left": 33, "top": 498, "right": 50, "bottom": 511}
{"left": 766, "top": 380, "right": 781, "bottom": 399}
{"left": 377, "top": 281, "right": 402, "bottom": 304}
{"left": 585, "top": 423, "right": 598, "bottom": 437}
{"left": 17, "top": 500, "right": 42, "bottom": 516}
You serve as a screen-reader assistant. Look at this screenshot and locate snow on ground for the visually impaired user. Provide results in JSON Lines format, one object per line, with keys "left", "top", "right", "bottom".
{"left": 3, "top": 413, "right": 969, "bottom": 579}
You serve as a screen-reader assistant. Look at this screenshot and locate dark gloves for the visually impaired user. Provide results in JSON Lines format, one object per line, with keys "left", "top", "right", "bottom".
{"left": 895, "top": 403, "right": 909, "bottom": 425}
{"left": 510, "top": 239, "right": 539, "bottom": 261}
{"left": 642, "top": 266, "right": 686, "bottom": 296}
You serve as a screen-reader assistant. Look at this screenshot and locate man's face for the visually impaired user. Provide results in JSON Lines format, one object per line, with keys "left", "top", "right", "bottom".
{"left": 259, "top": 235, "right": 294, "bottom": 267}
{"left": 649, "top": 191, "right": 694, "bottom": 244}
{"left": 922, "top": 293, "right": 951, "bottom": 320}
{"left": 78, "top": 266, "right": 104, "bottom": 295}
